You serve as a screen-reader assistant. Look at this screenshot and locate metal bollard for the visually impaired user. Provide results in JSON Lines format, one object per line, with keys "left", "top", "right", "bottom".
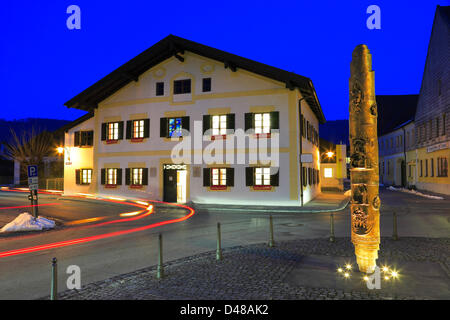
{"left": 393, "top": 212, "right": 398, "bottom": 241}
{"left": 50, "top": 257, "right": 57, "bottom": 300}
{"left": 216, "top": 222, "right": 222, "bottom": 261}
{"left": 329, "top": 213, "right": 335, "bottom": 242}
{"left": 157, "top": 234, "right": 164, "bottom": 279}
{"left": 268, "top": 215, "right": 275, "bottom": 247}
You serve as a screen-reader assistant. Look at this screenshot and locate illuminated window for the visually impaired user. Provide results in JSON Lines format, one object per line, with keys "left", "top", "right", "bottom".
{"left": 212, "top": 115, "right": 227, "bottom": 136}
{"left": 132, "top": 168, "right": 143, "bottom": 185}
{"left": 168, "top": 118, "right": 183, "bottom": 137}
{"left": 107, "top": 122, "right": 119, "bottom": 140}
{"left": 107, "top": 168, "right": 118, "bottom": 185}
{"left": 255, "top": 167, "right": 271, "bottom": 186}
{"left": 81, "top": 169, "right": 92, "bottom": 184}
{"left": 254, "top": 113, "right": 271, "bottom": 134}
{"left": 211, "top": 168, "right": 227, "bottom": 186}
{"left": 324, "top": 168, "right": 333, "bottom": 178}
{"left": 133, "top": 120, "right": 145, "bottom": 139}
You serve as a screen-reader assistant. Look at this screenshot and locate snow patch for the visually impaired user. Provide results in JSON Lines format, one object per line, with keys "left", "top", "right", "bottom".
{"left": 0, "top": 212, "right": 55, "bottom": 233}
{"left": 387, "top": 186, "right": 444, "bottom": 200}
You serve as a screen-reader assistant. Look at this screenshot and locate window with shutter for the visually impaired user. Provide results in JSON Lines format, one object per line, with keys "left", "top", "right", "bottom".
{"left": 80, "top": 169, "right": 92, "bottom": 184}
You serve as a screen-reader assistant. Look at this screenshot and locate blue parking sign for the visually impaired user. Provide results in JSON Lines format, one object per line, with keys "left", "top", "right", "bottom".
{"left": 27, "top": 165, "right": 38, "bottom": 178}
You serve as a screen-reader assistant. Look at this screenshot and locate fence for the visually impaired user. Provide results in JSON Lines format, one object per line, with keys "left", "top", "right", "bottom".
{"left": 46, "top": 178, "right": 64, "bottom": 191}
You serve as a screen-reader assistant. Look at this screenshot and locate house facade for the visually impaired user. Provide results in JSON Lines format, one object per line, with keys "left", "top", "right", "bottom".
{"left": 379, "top": 121, "right": 415, "bottom": 187}
{"left": 413, "top": 5, "right": 450, "bottom": 195}
{"left": 63, "top": 36, "right": 326, "bottom": 206}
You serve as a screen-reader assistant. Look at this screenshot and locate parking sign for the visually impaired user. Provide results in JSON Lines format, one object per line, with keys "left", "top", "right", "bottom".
{"left": 28, "top": 165, "right": 38, "bottom": 178}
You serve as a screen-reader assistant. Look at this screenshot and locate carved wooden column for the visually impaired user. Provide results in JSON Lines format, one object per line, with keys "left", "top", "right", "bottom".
{"left": 349, "top": 45, "right": 380, "bottom": 274}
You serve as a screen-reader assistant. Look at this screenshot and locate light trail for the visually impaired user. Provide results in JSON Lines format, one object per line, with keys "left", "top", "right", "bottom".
{"left": 0, "top": 203, "right": 61, "bottom": 210}
{"left": 0, "top": 192, "right": 194, "bottom": 258}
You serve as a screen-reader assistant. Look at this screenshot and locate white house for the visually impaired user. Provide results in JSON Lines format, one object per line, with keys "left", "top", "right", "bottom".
{"left": 63, "top": 35, "right": 326, "bottom": 206}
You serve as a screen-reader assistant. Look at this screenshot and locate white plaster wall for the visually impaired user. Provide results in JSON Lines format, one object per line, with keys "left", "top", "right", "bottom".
{"left": 64, "top": 51, "right": 323, "bottom": 205}
{"left": 63, "top": 117, "right": 95, "bottom": 195}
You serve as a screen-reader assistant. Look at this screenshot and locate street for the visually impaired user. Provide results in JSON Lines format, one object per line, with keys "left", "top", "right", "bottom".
{"left": 0, "top": 188, "right": 448, "bottom": 300}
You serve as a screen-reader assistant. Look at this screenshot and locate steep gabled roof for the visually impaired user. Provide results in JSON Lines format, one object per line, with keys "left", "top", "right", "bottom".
{"left": 64, "top": 35, "right": 325, "bottom": 124}
{"left": 376, "top": 94, "right": 419, "bottom": 136}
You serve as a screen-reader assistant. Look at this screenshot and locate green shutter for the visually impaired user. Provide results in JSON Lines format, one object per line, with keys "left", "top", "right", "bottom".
{"left": 125, "top": 168, "right": 131, "bottom": 185}
{"left": 160, "top": 118, "right": 168, "bottom": 137}
{"left": 203, "top": 115, "right": 211, "bottom": 135}
{"left": 144, "top": 119, "right": 150, "bottom": 138}
{"left": 246, "top": 167, "right": 254, "bottom": 186}
{"left": 126, "top": 121, "right": 132, "bottom": 139}
{"left": 75, "top": 169, "right": 81, "bottom": 185}
{"left": 203, "top": 168, "right": 211, "bottom": 187}
{"left": 74, "top": 131, "right": 80, "bottom": 146}
{"left": 101, "top": 168, "right": 106, "bottom": 185}
{"left": 117, "top": 168, "right": 122, "bottom": 185}
{"left": 182, "top": 116, "right": 190, "bottom": 135}
{"left": 245, "top": 113, "right": 253, "bottom": 131}
{"left": 271, "top": 168, "right": 279, "bottom": 186}
{"left": 118, "top": 122, "right": 124, "bottom": 140}
{"left": 227, "top": 114, "right": 235, "bottom": 133}
{"left": 101, "top": 123, "right": 107, "bottom": 141}
{"left": 270, "top": 111, "right": 279, "bottom": 130}
{"left": 142, "top": 168, "right": 149, "bottom": 185}
{"left": 226, "top": 168, "right": 234, "bottom": 186}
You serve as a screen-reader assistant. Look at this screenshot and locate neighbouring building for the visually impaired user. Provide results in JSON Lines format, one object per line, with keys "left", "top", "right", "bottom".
{"left": 62, "top": 35, "right": 326, "bottom": 206}
{"left": 413, "top": 5, "right": 450, "bottom": 195}
{"left": 319, "top": 138, "right": 347, "bottom": 191}
{"left": 377, "top": 94, "right": 419, "bottom": 187}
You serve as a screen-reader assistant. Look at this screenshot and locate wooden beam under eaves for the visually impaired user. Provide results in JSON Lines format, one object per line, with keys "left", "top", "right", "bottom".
{"left": 224, "top": 61, "right": 237, "bottom": 72}
{"left": 285, "top": 81, "right": 295, "bottom": 91}
{"left": 121, "top": 72, "right": 139, "bottom": 82}
{"left": 174, "top": 53, "right": 185, "bottom": 62}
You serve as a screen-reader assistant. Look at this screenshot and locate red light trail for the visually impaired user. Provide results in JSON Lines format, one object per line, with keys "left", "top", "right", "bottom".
{"left": 0, "top": 190, "right": 195, "bottom": 259}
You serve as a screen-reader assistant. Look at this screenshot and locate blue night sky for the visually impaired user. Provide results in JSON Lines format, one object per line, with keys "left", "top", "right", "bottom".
{"left": 0, "top": 0, "right": 447, "bottom": 121}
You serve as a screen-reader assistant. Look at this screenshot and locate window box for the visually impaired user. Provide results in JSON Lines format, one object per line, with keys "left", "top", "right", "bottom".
{"left": 210, "top": 185, "right": 227, "bottom": 190}
{"left": 253, "top": 133, "right": 271, "bottom": 139}
{"left": 253, "top": 185, "right": 273, "bottom": 191}
{"left": 130, "top": 184, "right": 144, "bottom": 189}
{"left": 211, "top": 134, "right": 227, "bottom": 140}
{"left": 105, "top": 184, "right": 118, "bottom": 188}
{"left": 106, "top": 139, "right": 119, "bottom": 144}
{"left": 131, "top": 138, "right": 144, "bottom": 143}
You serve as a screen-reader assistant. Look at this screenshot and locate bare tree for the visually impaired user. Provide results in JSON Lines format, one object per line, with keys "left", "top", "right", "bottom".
{"left": 3, "top": 127, "right": 56, "bottom": 184}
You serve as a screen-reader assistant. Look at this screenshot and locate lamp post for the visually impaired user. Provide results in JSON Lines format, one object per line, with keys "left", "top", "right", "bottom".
{"left": 56, "top": 146, "right": 71, "bottom": 163}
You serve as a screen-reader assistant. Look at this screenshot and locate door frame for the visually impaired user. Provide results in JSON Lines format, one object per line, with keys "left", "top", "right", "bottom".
{"left": 160, "top": 161, "right": 189, "bottom": 202}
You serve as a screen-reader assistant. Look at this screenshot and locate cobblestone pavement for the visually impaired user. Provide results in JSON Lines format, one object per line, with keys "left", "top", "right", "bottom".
{"left": 48, "top": 237, "right": 450, "bottom": 300}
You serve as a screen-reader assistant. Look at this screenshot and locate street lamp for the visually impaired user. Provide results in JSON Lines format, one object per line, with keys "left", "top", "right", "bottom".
{"left": 326, "top": 151, "right": 334, "bottom": 158}
{"left": 56, "top": 146, "right": 71, "bottom": 162}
